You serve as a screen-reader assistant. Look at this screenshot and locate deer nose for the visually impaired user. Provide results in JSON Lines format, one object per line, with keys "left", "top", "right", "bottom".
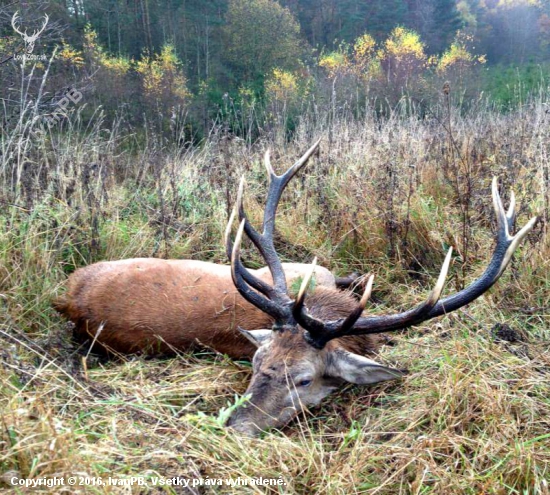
{"left": 226, "top": 415, "right": 261, "bottom": 437}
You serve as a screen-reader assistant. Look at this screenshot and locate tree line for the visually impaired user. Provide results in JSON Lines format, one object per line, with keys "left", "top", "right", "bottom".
{"left": 0, "top": 0, "right": 549, "bottom": 142}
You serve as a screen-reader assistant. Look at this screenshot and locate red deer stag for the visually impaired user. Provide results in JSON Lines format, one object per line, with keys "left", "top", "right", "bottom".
{"left": 223, "top": 150, "right": 536, "bottom": 436}
{"left": 54, "top": 141, "right": 355, "bottom": 357}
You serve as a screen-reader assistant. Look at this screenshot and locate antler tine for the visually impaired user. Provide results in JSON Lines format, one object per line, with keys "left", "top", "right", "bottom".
{"left": 238, "top": 139, "right": 321, "bottom": 298}
{"left": 335, "top": 274, "right": 374, "bottom": 335}
{"left": 230, "top": 220, "right": 286, "bottom": 320}
{"left": 295, "top": 257, "right": 317, "bottom": 310}
{"left": 224, "top": 197, "right": 238, "bottom": 261}
{"left": 496, "top": 213, "right": 537, "bottom": 278}
{"left": 296, "top": 269, "right": 376, "bottom": 349}
{"left": 236, "top": 174, "right": 264, "bottom": 254}
{"left": 264, "top": 138, "right": 321, "bottom": 187}
{"left": 293, "top": 258, "right": 328, "bottom": 339}
{"left": 274, "top": 138, "right": 322, "bottom": 185}
{"left": 492, "top": 177, "right": 510, "bottom": 239}
{"left": 425, "top": 247, "right": 453, "bottom": 306}
{"left": 358, "top": 275, "right": 375, "bottom": 308}
{"left": 11, "top": 12, "right": 25, "bottom": 36}
{"left": 225, "top": 187, "right": 279, "bottom": 300}
{"left": 264, "top": 149, "right": 274, "bottom": 177}
{"left": 506, "top": 190, "right": 516, "bottom": 231}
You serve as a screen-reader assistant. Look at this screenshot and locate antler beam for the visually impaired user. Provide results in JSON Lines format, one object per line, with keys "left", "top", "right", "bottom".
{"left": 297, "top": 179, "right": 536, "bottom": 349}
{"left": 225, "top": 139, "right": 321, "bottom": 326}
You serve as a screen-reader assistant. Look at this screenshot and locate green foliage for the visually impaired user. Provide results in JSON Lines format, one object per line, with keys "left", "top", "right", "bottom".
{"left": 223, "top": 0, "right": 304, "bottom": 85}
{"left": 481, "top": 62, "right": 550, "bottom": 109}
{"left": 430, "top": 0, "right": 463, "bottom": 53}
{"left": 215, "top": 394, "right": 252, "bottom": 427}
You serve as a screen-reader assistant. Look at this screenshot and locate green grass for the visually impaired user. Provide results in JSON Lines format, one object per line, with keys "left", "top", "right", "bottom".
{"left": 0, "top": 95, "right": 549, "bottom": 493}
{"left": 481, "top": 62, "right": 550, "bottom": 110}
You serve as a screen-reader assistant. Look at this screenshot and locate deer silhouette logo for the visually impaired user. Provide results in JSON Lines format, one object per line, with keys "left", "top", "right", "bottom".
{"left": 11, "top": 12, "right": 49, "bottom": 55}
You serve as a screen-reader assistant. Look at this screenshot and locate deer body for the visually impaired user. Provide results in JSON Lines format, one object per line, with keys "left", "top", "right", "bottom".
{"left": 54, "top": 258, "right": 339, "bottom": 357}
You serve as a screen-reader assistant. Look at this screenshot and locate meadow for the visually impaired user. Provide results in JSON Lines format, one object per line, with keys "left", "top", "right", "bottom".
{"left": 1, "top": 92, "right": 549, "bottom": 494}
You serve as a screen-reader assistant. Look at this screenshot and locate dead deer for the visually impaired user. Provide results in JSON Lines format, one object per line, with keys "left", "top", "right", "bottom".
{"left": 222, "top": 143, "right": 536, "bottom": 436}
{"left": 54, "top": 142, "right": 354, "bottom": 357}
{"left": 55, "top": 141, "right": 535, "bottom": 437}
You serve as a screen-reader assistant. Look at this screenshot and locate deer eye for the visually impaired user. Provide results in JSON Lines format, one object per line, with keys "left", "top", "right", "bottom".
{"left": 297, "top": 379, "right": 312, "bottom": 387}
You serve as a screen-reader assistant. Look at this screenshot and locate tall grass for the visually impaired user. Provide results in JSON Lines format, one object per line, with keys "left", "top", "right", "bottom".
{"left": 0, "top": 81, "right": 549, "bottom": 493}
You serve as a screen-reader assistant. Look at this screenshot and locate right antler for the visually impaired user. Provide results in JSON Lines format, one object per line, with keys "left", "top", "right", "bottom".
{"left": 294, "top": 178, "right": 537, "bottom": 348}
{"left": 224, "top": 139, "right": 321, "bottom": 326}
{"left": 225, "top": 142, "right": 536, "bottom": 348}
{"left": 11, "top": 12, "right": 25, "bottom": 37}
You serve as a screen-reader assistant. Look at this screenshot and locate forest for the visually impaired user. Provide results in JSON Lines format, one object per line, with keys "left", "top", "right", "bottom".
{"left": 0, "top": 1, "right": 549, "bottom": 494}
{"left": 1, "top": 0, "right": 550, "bottom": 140}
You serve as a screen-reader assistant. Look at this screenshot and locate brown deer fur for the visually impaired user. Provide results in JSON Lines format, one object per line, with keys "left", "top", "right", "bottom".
{"left": 53, "top": 258, "right": 359, "bottom": 358}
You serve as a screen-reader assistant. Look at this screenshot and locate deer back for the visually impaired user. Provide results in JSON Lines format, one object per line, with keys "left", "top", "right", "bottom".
{"left": 54, "top": 258, "right": 337, "bottom": 358}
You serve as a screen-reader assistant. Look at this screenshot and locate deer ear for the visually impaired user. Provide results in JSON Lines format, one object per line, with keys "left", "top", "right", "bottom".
{"left": 328, "top": 350, "right": 407, "bottom": 385}
{"left": 238, "top": 328, "right": 273, "bottom": 347}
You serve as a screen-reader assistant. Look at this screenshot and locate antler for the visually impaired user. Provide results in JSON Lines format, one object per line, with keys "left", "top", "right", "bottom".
{"left": 30, "top": 14, "right": 49, "bottom": 41}
{"left": 11, "top": 12, "right": 48, "bottom": 53}
{"left": 11, "top": 12, "right": 25, "bottom": 37}
{"left": 295, "top": 178, "right": 537, "bottom": 349}
{"left": 225, "top": 139, "right": 321, "bottom": 327}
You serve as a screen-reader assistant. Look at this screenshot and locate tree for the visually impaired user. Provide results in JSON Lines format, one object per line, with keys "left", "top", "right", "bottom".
{"left": 377, "top": 26, "right": 429, "bottom": 100}
{"left": 430, "top": 0, "right": 463, "bottom": 52}
{"left": 280, "top": 0, "right": 409, "bottom": 47}
{"left": 223, "top": 0, "right": 305, "bottom": 89}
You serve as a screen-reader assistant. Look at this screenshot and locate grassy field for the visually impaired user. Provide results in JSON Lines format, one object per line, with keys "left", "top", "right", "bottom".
{"left": 1, "top": 95, "right": 549, "bottom": 494}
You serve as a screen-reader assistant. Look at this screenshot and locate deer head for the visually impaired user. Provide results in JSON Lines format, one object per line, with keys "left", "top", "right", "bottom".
{"left": 224, "top": 140, "right": 537, "bottom": 436}
{"left": 11, "top": 12, "right": 49, "bottom": 54}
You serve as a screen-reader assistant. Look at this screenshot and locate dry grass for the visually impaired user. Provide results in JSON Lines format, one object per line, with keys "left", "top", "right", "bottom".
{"left": 1, "top": 94, "right": 549, "bottom": 493}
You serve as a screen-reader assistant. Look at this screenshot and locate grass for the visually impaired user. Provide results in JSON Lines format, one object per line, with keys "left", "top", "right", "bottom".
{"left": 0, "top": 90, "right": 549, "bottom": 493}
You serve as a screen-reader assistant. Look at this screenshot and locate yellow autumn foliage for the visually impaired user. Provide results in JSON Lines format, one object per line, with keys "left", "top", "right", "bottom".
{"left": 83, "top": 26, "right": 131, "bottom": 76}
{"left": 59, "top": 41, "right": 85, "bottom": 67}
{"left": 265, "top": 68, "right": 300, "bottom": 103}
{"left": 353, "top": 34, "right": 376, "bottom": 66}
{"left": 437, "top": 32, "right": 486, "bottom": 76}
{"left": 438, "top": 43, "right": 485, "bottom": 73}
{"left": 379, "top": 27, "right": 427, "bottom": 64}
{"left": 319, "top": 51, "right": 350, "bottom": 78}
{"left": 352, "top": 33, "right": 380, "bottom": 79}
{"left": 136, "top": 45, "right": 189, "bottom": 101}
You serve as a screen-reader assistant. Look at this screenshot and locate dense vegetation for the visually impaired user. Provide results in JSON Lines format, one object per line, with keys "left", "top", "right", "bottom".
{"left": 1, "top": 92, "right": 549, "bottom": 493}
{"left": 1, "top": 0, "right": 550, "bottom": 141}
{"left": 0, "top": 1, "right": 549, "bottom": 493}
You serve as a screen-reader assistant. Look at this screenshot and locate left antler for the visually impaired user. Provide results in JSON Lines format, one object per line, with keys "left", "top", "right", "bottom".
{"left": 294, "top": 178, "right": 537, "bottom": 349}
{"left": 11, "top": 12, "right": 26, "bottom": 37}
{"left": 29, "top": 14, "right": 49, "bottom": 41}
{"left": 225, "top": 139, "right": 321, "bottom": 327}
